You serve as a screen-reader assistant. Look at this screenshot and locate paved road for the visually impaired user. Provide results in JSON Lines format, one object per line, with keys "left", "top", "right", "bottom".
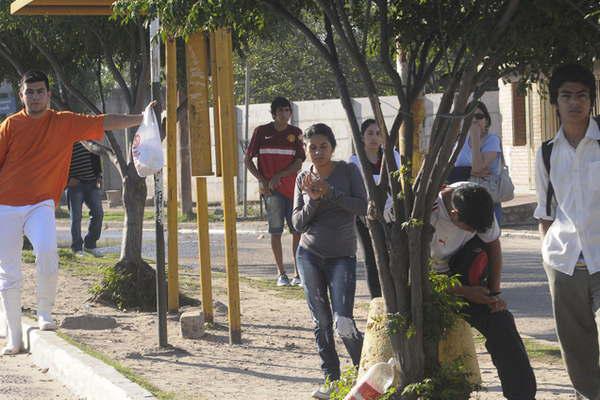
{"left": 0, "top": 353, "right": 77, "bottom": 400}
{"left": 55, "top": 221, "right": 557, "bottom": 343}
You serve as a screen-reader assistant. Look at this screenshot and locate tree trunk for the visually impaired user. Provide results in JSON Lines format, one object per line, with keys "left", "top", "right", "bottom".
{"left": 94, "top": 162, "right": 156, "bottom": 311}
{"left": 178, "top": 92, "right": 194, "bottom": 219}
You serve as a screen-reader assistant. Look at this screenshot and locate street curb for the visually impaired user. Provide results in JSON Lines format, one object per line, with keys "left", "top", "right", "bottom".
{"left": 21, "top": 317, "right": 156, "bottom": 400}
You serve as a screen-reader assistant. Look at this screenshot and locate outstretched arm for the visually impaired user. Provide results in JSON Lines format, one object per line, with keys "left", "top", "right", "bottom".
{"left": 103, "top": 101, "right": 157, "bottom": 131}
{"left": 103, "top": 113, "right": 143, "bottom": 131}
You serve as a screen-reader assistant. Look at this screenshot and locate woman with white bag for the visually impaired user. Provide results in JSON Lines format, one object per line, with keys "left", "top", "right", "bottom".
{"left": 451, "top": 101, "right": 504, "bottom": 223}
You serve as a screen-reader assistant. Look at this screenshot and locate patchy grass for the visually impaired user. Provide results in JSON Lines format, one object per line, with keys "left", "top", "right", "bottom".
{"left": 55, "top": 202, "right": 265, "bottom": 223}
{"left": 236, "top": 273, "right": 305, "bottom": 300}
{"left": 178, "top": 270, "right": 304, "bottom": 301}
{"left": 55, "top": 332, "right": 181, "bottom": 400}
{"left": 522, "top": 338, "right": 562, "bottom": 362}
{"left": 22, "top": 249, "right": 119, "bottom": 278}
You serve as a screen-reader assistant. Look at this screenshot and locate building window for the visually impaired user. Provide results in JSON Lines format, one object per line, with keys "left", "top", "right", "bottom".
{"left": 512, "top": 83, "right": 527, "bottom": 146}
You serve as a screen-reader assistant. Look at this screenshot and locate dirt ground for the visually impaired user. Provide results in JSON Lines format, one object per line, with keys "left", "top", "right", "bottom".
{"left": 11, "top": 248, "right": 576, "bottom": 400}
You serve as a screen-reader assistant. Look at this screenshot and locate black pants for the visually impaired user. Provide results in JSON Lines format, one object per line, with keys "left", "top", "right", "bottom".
{"left": 355, "top": 217, "right": 381, "bottom": 299}
{"left": 464, "top": 304, "right": 537, "bottom": 400}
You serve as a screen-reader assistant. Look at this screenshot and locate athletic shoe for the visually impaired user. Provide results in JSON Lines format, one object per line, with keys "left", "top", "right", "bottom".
{"left": 276, "top": 273, "right": 291, "bottom": 287}
{"left": 73, "top": 250, "right": 84, "bottom": 258}
{"left": 290, "top": 276, "right": 302, "bottom": 286}
{"left": 84, "top": 247, "right": 103, "bottom": 258}
{"left": 312, "top": 384, "right": 331, "bottom": 399}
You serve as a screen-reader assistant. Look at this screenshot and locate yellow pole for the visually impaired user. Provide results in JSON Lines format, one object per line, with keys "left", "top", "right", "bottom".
{"left": 209, "top": 32, "right": 222, "bottom": 177}
{"left": 166, "top": 37, "right": 180, "bottom": 312}
{"left": 186, "top": 32, "right": 213, "bottom": 176}
{"left": 411, "top": 94, "right": 425, "bottom": 177}
{"left": 195, "top": 177, "right": 213, "bottom": 323}
{"left": 214, "top": 28, "right": 241, "bottom": 344}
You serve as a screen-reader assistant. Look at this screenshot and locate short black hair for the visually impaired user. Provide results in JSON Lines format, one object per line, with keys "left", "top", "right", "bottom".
{"left": 549, "top": 63, "right": 596, "bottom": 106}
{"left": 304, "top": 123, "right": 337, "bottom": 150}
{"left": 474, "top": 101, "right": 491, "bottom": 129}
{"left": 20, "top": 70, "right": 50, "bottom": 91}
{"left": 270, "top": 97, "right": 291, "bottom": 116}
{"left": 360, "top": 118, "right": 377, "bottom": 136}
{"left": 451, "top": 183, "right": 494, "bottom": 233}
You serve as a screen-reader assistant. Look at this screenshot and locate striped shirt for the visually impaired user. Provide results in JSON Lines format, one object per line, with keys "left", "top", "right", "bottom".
{"left": 69, "top": 142, "right": 98, "bottom": 181}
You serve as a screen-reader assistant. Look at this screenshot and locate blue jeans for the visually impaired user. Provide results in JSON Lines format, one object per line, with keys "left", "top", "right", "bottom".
{"left": 66, "top": 181, "right": 104, "bottom": 251}
{"left": 296, "top": 246, "right": 363, "bottom": 381}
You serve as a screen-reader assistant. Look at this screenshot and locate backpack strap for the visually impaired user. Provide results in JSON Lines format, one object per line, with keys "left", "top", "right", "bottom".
{"left": 541, "top": 139, "right": 554, "bottom": 217}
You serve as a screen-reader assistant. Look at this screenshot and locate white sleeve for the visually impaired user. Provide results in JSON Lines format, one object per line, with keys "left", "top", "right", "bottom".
{"left": 478, "top": 215, "right": 500, "bottom": 243}
{"left": 533, "top": 146, "right": 555, "bottom": 221}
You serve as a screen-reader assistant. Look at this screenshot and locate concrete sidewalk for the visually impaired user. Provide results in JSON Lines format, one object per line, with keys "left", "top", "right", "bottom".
{"left": 3, "top": 318, "right": 156, "bottom": 400}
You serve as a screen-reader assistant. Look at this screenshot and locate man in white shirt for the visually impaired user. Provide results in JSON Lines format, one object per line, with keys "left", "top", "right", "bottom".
{"left": 534, "top": 63, "right": 600, "bottom": 400}
{"left": 432, "top": 182, "right": 536, "bottom": 400}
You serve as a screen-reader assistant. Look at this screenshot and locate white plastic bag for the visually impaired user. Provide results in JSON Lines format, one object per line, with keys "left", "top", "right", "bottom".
{"left": 132, "top": 103, "right": 164, "bottom": 177}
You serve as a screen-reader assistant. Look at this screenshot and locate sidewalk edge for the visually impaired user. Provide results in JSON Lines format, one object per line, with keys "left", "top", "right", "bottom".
{"left": 21, "top": 317, "right": 156, "bottom": 400}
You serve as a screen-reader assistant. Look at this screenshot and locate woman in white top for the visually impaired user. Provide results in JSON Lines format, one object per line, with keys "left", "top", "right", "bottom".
{"left": 349, "top": 119, "right": 400, "bottom": 299}
{"left": 452, "top": 101, "right": 503, "bottom": 223}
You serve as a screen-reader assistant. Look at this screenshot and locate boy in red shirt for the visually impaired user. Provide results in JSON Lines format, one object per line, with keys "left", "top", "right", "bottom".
{"left": 245, "top": 97, "right": 305, "bottom": 286}
{"left": 0, "top": 70, "right": 153, "bottom": 355}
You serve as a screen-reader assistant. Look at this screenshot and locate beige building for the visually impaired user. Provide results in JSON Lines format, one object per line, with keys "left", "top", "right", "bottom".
{"left": 499, "top": 61, "right": 600, "bottom": 193}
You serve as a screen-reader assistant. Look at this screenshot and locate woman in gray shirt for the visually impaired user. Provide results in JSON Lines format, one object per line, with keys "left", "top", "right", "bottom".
{"left": 292, "top": 123, "right": 367, "bottom": 398}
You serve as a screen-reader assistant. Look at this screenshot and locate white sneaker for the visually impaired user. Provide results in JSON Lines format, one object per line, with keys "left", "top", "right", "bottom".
{"left": 84, "top": 247, "right": 103, "bottom": 258}
{"left": 312, "top": 384, "right": 331, "bottom": 399}
{"left": 290, "top": 276, "right": 302, "bottom": 286}
{"left": 73, "top": 250, "right": 84, "bottom": 258}
{"left": 276, "top": 274, "right": 291, "bottom": 287}
{"left": 38, "top": 311, "right": 57, "bottom": 331}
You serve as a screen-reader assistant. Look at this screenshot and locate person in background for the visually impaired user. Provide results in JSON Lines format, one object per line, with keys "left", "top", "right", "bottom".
{"left": 348, "top": 118, "right": 400, "bottom": 299}
{"left": 451, "top": 101, "right": 503, "bottom": 223}
{"left": 292, "top": 123, "right": 367, "bottom": 399}
{"left": 534, "top": 63, "right": 600, "bottom": 400}
{"left": 245, "top": 97, "right": 305, "bottom": 286}
{"left": 66, "top": 141, "right": 104, "bottom": 257}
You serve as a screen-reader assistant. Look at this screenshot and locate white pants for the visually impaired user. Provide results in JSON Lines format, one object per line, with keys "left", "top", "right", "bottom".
{"left": 0, "top": 200, "right": 58, "bottom": 290}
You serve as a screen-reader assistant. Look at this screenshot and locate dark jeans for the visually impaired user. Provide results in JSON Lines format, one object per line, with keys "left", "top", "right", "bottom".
{"left": 464, "top": 304, "right": 537, "bottom": 400}
{"left": 66, "top": 181, "right": 104, "bottom": 251}
{"left": 355, "top": 217, "right": 381, "bottom": 299}
{"left": 296, "top": 246, "right": 364, "bottom": 381}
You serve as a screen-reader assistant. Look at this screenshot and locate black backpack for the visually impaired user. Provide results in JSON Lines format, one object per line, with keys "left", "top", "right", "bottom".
{"left": 541, "top": 115, "right": 600, "bottom": 216}
{"left": 448, "top": 236, "right": 489, "bottom": 286}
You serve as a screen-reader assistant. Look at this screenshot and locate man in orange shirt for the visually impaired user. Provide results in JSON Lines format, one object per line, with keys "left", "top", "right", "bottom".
{"left": 0, "top": 70, "right": 154, "bottom": 355}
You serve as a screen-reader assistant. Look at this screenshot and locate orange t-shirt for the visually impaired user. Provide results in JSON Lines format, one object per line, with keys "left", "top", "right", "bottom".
{"left": 0, "top": 109, "right": 105, "bottom": 207}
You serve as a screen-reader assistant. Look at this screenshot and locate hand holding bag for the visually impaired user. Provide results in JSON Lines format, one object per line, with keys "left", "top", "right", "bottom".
{"left": 470, "top": 138, "right": 514, "bottom": 203}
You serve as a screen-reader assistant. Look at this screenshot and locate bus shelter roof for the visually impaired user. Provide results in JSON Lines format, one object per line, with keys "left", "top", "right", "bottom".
{"left": 11, "top": 0, "right": 115, "bottom": 15}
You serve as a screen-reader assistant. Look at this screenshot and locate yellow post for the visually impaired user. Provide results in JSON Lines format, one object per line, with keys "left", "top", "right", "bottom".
{"left": 209, "top": 32, "right": 222, "bottom": 177}
{"left": 214, "top": 28, "right": 241, "bottom": 344}
{"left": 185, "top": 31, "right": 213, "bottom": 176}
{"left": 411, "top": 94, "right": 425, "bottom": 177}
{"left": 166, "top": 37, "right": 180, "bottom": 312}
{"left": 195, "top": 177, "right": 213, "bottom": 323}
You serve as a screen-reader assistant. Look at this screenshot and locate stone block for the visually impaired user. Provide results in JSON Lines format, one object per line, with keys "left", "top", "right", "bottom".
{"left": 60, "top": 315, "right": 118, "bottom": 330}
{"left": 180, "top": 310, "right": 206, "bottom": 339}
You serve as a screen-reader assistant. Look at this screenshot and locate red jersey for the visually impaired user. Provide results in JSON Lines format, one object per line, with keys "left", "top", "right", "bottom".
{"left": 246, "top": 122, "right": 305, "bottom": 199}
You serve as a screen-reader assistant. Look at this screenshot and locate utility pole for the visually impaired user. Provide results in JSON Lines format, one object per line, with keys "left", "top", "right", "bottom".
{"left": 150, "top": 18, "right": 168, "bottom": 348}
{"left": 243, "top": 61, "right": 250, "bottom": 217}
